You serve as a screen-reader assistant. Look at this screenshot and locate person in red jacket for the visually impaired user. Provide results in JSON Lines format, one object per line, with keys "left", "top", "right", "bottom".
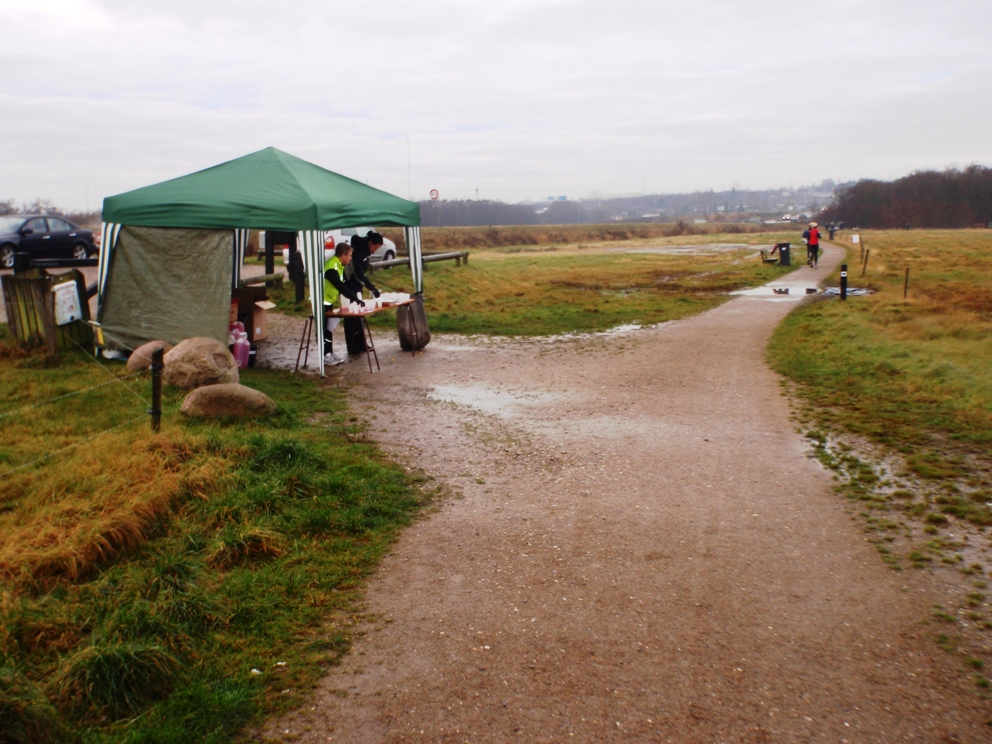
{"left": 803, "top": 222, "right": 821, "bottom": 268}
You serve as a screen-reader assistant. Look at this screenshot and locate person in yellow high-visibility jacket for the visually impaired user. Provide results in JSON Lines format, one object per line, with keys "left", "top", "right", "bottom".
{"left": 323, "top": 243, "right": 364, "bottom": 365}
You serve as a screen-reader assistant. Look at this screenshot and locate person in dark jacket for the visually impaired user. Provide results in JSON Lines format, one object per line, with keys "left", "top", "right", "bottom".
{"left": 343, "top": 231, "right": 383, "bottom": 353}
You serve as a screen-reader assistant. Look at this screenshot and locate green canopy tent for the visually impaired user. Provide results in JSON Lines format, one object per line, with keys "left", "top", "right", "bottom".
{"left": 98, "top": 147, "right": 422, "bottom": 376}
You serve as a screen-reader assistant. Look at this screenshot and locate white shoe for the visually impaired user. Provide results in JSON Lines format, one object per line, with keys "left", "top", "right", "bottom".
{"left": 325, "top": 353, "right": 346, "bottom": 366}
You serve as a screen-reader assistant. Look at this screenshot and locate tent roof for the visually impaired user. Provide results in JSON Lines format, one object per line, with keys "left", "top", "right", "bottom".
{"left": 102, "top": 147, "right": 419, "bottom": 231}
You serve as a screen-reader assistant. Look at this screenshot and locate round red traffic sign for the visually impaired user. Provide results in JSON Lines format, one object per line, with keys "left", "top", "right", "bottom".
{"left": 430, "top": 189, "right": 439, "bottom": 200}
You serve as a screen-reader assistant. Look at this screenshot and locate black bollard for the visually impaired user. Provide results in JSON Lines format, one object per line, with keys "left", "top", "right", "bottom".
{"left": 150, "top": 347, "right": 163, "bottom": 431}
{"left": 840, "top": 264, "right": 848, "bottom": 301}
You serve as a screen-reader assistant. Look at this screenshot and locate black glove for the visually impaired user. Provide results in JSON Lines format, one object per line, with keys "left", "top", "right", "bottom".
{"left": 372, "top": 289, "right": 381, "bottom": 298}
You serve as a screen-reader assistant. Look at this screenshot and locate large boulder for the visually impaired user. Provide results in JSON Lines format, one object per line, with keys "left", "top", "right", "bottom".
{"left": 163, "top": 337, "right": 238, "bottom": 389}
{"left": 180, "top": 383, "right": 276, "bottom": 419}
{"left": 126, "top": 340, "right": 173, "bottom": 373}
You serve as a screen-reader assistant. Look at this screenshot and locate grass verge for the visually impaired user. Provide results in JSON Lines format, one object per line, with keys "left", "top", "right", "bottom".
{"left": 768, "top": 229, "right": 992, "bottom": 690}
{"left": 769, "top": 229, "right": 992, "bottom": 464}
{"left": 0, "top": 329, "right": 427, "bottom": 742}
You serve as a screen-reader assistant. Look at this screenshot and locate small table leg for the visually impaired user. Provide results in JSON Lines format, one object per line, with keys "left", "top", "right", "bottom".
{"left": 295, "top": 314, "right": 313, "bottom": 372}
{"left": 362, "top": 316, "right": 380, "bottom": 372}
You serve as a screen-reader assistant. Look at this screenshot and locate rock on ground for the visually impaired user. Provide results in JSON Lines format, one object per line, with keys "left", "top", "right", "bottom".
{"left": 163, "top": 337, "right": 238, "bottom": 388}
{"left": 126, "top": 340, "right": 173, "bottom": 372}
{"left": 180, "top": 383, "right": 275, "bottom": 418}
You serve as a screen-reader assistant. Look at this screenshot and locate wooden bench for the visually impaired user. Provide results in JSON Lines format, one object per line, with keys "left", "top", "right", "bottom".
{"left": 760, "top": 249, "right": 778, "bottom": 264}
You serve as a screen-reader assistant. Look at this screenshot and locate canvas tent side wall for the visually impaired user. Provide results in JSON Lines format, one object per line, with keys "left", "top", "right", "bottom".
{"left": 98, "top": 227, "right": 235, "bottom": 350}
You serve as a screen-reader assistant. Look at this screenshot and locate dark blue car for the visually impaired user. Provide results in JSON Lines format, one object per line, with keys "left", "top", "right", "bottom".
{"left": 0, "top": 214, "right": 97, "bottom": 269}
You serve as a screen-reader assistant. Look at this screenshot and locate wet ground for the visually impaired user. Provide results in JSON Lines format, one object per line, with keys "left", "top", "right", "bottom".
{"left": 259, "top": 243, "right": 992, "bottom": 743}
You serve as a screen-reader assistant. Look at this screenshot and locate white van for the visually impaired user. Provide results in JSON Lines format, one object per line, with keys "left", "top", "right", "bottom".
{"left": 266, "top": 227, "right": 397, "bottom": 265}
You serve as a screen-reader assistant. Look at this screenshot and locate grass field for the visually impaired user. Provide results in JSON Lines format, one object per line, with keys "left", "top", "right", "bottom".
{"left": 769, "top": 229, "right": 992, "bottom": 464}
{"left": 257, "top": 231, "right": 801, "bottom": 335}
{"left": 0, "top": 331, "right": 427, "bottom": 743}
{"left": 768, "top": 229, "right": 992, "bottom": 680}
{"left": 376, "top": 220, "right": 776, "bottom": 252}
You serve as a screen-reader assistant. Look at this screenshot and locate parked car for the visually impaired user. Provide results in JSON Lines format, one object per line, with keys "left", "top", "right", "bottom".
{"left": 0, "top": 214, "right": 97, "bottom": 269}
{"left": 279, "top": 227, "right": 397, "bottom": 265}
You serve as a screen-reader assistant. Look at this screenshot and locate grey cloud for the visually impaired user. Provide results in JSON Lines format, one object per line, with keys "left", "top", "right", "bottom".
{"left": 1, "top": 0, "right": 990, "bottom": 208}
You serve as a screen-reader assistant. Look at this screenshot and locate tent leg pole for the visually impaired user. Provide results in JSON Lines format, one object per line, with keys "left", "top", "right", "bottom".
{"left": 363, "top": 317, "right": 379, "bottom": 372}
{"left": 296, "top": 314, "right": 313, "bottom": 372}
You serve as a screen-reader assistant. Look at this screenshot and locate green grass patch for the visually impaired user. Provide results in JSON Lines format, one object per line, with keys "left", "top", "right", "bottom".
{"left": 769, "top": 229, "right": 992, "bottom": 466}
{"left": 0, "top": 333, "right": 425, "bottom": 742}
{"left": 256, "top": 232, "right": 796, "bottom": 333}
{"left": 374, "top": 239, "right": 791, "bottom": 336}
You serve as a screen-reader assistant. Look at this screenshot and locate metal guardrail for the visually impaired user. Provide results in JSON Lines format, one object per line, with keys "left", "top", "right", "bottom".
{"left": 9, "top": 252, "right": 99, "bottom": 274}
{"left": 369, "top": 251, "right": 469, "bottom": 271}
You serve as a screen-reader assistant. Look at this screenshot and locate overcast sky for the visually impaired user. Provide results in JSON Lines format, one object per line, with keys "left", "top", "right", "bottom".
{"left": 1, "top": 0, "right": 990, "bottom": 210}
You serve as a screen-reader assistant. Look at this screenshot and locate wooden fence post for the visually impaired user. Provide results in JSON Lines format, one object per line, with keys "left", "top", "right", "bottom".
{"left": 150, "top": 347, "right": 163, "bottom": 431}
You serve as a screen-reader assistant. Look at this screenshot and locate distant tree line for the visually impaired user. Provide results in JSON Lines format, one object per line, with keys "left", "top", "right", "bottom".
{"left": 821, "top": 166, "right": 992, "bottom": 229}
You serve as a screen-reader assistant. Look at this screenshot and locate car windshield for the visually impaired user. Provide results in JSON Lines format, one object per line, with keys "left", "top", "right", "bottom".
{"left": 0, "top": 216, "right": 26, "bottom": 234}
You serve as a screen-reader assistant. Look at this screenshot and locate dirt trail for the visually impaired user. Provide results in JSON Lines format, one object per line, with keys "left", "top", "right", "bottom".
{"left": 265, "top": 245, "right": 991, "bottom": 742}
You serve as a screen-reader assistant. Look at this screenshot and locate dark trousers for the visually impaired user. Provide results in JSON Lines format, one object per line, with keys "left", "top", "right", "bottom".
{"left": 344, "top": 316, "right": 367, "bottom": 353}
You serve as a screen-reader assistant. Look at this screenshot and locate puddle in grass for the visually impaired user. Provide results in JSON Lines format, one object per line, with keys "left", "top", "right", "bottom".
{"left": 621, "top": 243, "right": 751, "bottom": 255}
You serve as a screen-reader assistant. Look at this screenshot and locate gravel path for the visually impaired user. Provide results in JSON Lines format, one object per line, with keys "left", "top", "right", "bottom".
{"left": 263, "top": 245, "right": 991, "bottom": 743}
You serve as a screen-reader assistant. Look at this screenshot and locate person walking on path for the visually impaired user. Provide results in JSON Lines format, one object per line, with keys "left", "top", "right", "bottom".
{"left": 803, "top": 221, "right": 821, "bottom": 268}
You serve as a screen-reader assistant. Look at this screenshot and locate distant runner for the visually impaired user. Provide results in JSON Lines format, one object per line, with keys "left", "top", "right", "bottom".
{"left": 803, "top": 222, "right": 820, "bottom": 268}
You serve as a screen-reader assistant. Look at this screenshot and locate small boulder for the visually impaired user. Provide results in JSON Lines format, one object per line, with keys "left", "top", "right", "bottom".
{"left": 126, "top": 340, "right": 173, "bottom": 373}
{"left": 163, "top": 337, "right": 238, "bottom": 388}
{"left": 180, "top": 383, "right": 276, "bottom": 419}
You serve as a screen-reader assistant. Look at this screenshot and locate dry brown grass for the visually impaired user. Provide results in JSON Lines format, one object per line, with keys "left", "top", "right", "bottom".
{"left": 0, "top": 428, "right": 223, "bottom": 591}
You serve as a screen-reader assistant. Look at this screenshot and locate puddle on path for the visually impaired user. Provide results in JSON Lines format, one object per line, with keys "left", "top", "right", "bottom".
{"left": 730, "top": 279, "right": 820, "bottom": 302}
{"left": 534, "top": 414, "right": 681, "bottom": 441}
{"left": 428, "top": 384, "right": 560, "bottom": 417}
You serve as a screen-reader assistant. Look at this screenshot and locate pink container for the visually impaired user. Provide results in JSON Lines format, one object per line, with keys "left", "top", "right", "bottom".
{"left": 229, "top": 321, "right": 245, "bottom": 335}
{"left": 233, "top": 334, "right": 251, "bottom": 369}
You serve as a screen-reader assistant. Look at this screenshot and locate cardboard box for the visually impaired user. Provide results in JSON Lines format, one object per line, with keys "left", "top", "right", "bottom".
{"left": 229, "top": 299, "right": 239, "bottom": 324}
{"left": 232, "top": 287, "right": 275, "bottom": 342}
{"left": 251, "top": 300, "right": 276, "bottom": 341}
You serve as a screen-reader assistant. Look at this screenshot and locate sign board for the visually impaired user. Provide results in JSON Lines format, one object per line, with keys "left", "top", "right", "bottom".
{"left": 430, "top": 189, "right": 439, "bottom": 200}
{"left": 53, "top": 281, "right": 83, "bottom": 326}
{"left": 851, "top": 234, "right": 860, "bottom": 244}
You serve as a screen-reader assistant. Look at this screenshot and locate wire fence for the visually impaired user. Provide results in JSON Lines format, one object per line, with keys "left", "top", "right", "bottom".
{"left": 0, "top": 413, "right": 149, "bottom": 477}
{"left": 0, "top": 328, "right": 158, "bottom": 479}
{"left": 0, "top": 371, "right": 146, "bottom": 421}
